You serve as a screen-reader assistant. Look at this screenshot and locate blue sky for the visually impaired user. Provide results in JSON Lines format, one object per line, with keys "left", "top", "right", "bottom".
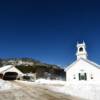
{"left": 0, "top": 0, "right": 100, "bottom": 66}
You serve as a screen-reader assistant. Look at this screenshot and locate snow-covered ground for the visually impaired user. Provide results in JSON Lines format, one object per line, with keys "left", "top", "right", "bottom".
{"left": 35, "top": 78, "right": 66, "bottom": 85}
{"left": 35, "top": 79, "right": 100, "bottom": 100}
{"left": 65, "top": 82, "right": 100, "bottom": 100}
{"left": 0, "top": 79, "right": 20, "bottom": 91}
{"left": 0, "top": 80, "right": 81, "bottom": 100}
{"left": 35, "top": 79, "right": 66, "bottom": 94}
{"left": 1, "top": 78, "right": 100, "bottom": 100}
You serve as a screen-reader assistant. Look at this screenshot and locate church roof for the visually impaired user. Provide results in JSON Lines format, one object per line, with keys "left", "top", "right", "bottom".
{"left": 64, "top": 58, "right": 100, "bottom": 71}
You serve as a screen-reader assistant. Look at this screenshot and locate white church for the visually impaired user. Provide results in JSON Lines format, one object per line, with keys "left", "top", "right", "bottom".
{"left": 65, "top": 42, "right": 100, "bottom": 82}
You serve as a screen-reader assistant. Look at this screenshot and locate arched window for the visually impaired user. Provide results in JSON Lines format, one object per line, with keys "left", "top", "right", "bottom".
{"left": 79, "top": 47, "right": 83, "bottom": 52}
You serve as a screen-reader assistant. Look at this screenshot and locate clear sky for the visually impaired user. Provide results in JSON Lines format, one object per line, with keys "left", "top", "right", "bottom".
{"left": 0, "top": 0, "right": 100, "bottom": 67}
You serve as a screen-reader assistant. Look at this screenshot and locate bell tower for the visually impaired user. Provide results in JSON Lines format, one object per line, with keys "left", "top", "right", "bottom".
{"left": 76, "top": 41, "right": 87, "bottom": 60}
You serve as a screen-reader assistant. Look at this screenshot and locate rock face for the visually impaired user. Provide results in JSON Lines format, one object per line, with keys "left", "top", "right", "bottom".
{"left": 0, "top": 81, "right": 83, "bottom": 100}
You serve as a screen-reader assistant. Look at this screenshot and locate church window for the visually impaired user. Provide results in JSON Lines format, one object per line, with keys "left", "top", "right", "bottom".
{"left": 79, "top": 47, "right": 83, "bottom": 52}
{"left": 79, "top": 73, "right": 87, "bottom": 80}
{"left": 91, "top": 77, "right": 93, "bottom": 79}
{"left": 73, "top": 75, "right": 76, "bottom": 79}
{"left": 91, "top": 74, "right": 93, "bottom": 79}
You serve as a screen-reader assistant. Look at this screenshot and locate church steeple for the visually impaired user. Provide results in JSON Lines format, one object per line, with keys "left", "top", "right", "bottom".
{"left": 76, "top": 41, "right": 87, "bottom": 60}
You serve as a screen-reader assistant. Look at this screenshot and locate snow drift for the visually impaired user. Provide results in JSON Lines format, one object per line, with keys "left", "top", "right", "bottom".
{"left": 65, "top": 82, "right": 100, "bottom": 100}
{"left": 35, "top": 79, "right": 66, "bottom": 85}
{"left": 0, "top": 79, "right": 19, "bottom": 90}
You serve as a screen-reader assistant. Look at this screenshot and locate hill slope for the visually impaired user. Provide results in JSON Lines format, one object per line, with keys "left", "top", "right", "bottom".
{"left": 0, "top": 58, "right": 66, "bottom": 80}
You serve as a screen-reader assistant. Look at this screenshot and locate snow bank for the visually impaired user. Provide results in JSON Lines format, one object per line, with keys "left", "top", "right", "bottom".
{"left": 47, "top": 85, "right": 66, "bottom": 94}
{"left": 0, "top": 79, "right": 19, "bottom": 91}
{"left": 35, "top": 79, "right": 66, "bottom": 94}
{"left": 16, "top": 80, "right": 36, "bottom": 85}
{"left": 65, "top": 82, "right": 100, "bottom": 100}
{"left": 35, "top": 79, "right": 66, "bottom": 85}
{"left": 43, "top": 81, "right": 100, "bottom": 100}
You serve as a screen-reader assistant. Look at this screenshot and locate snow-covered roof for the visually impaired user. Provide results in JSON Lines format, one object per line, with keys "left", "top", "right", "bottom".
{"left": 0, "top": 65, "right": 13, "bottom": 72}
{"left": 64, "top": 58, "right": 100, "bottom": 71}
{"left": 0, "top": 65, "right": 23, "bottom": 75}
